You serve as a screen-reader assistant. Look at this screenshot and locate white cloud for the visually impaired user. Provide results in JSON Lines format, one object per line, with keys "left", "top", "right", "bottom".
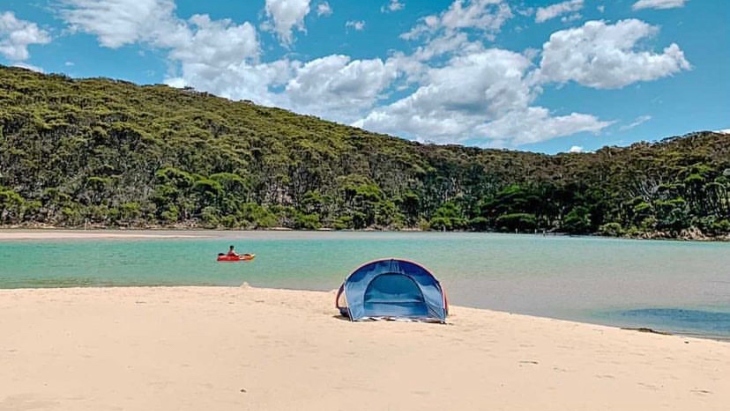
{"left": 473, "top": 108, "right": 610, "bottom": 146}
{"left": 619, "top": 114, "right": 651, "bottom": 131}
{"left": 715, "top": 129, "right": 730, "bottom": 135}
{"left": 406, "top": 31, "right": 475, "bottom": 65}
{"left": 402, "top": 0, "right": 513, "bottom": 41}
{"left": 60, "top": 1, "right": 259, "bottom": 67}
{"left": 354, "top": 48, "right": 611, "bottom": 147}
{"left": 535, "top": 0, "right": 583, "bottom": 23}
{"left": 316, "top": 2, "right": 332, "bottom": 16}
{"left": 597, "top": 5, "right": 605, "bottom": 13}
{"left": 396, "top": 0, "right": 515, "bottom": 86}
{"left": 560, "top": 13, "right": 582, "bottom": 23}
{"left": 165, "top": 77, "right": 186, "bottom": 88}
{"left": 62, "top": 0, "right": 261, "bottom": 67}
{"left": 516, "top": 7, "right": 534, "bottom": 17}
{"left": 537, "top": 19, "right": 691, "bottom": 89}
{"left": 632, "top": 0, "right": 688, "bottom": 11}
{"left": 0, "top": 11, "right": 51, "bottom": 61}
{"left": 569, "top": 145, "right": 583, "bottom": 153}
{"left": 166, "top": 15, "right": 259, "bottom": 67}
{"left": 12, "top": 62, "right": 44, "bottom": 72}
{"left": 285, "top": 55, "right": 398, "bottom": 121}
{"left": 61, "top": 0, "right": 179, "bottom": 48}
{"left": 381, "top": 0, "right": 405, "bottom": 13}
{"left": 345, "top": 20, "right": 366, "bottom": 31}
{"left": 264, "top": 0, "right": 311, "bottom": 46}
{"left": 170, "top": 60, "right": 298, "bottom": 108}
{"left": 60, "top": 0, "right": 268, "bottom": 103}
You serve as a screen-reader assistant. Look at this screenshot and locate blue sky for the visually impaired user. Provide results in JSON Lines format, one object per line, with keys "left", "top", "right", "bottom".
{"left": 0, "top": 0, "right": 727, "bottom": 154}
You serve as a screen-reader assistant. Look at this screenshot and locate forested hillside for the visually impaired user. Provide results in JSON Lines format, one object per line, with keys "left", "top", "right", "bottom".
{"left": 1, "top": 65, "right": 728, "bottom": 239}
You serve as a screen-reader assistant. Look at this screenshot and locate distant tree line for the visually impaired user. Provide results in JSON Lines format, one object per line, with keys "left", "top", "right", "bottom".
{"left": 1, "top": 65, "right": 729, "bottom": 239}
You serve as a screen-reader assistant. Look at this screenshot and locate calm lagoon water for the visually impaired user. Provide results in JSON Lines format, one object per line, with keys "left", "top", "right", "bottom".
{"left": 1, "top": 231, "right": 729, "bottom": 338}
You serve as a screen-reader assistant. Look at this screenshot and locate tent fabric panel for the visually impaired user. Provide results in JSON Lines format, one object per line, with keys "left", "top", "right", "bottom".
{"left": 362, "top": 301, "right": 429, "bottom": 318}
{"left": 386, "top": 260, "right": 446, "bottom": 321}
{"left": 363, "top": 273, "right": 425, "bottom": 304}
{"left": 343, "top": 260, "right": 395, "bottom": 320}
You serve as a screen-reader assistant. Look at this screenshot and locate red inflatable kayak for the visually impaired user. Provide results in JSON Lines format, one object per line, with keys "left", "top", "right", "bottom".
{"left": 217, "top": 253, "right": 255, "bottom": 262}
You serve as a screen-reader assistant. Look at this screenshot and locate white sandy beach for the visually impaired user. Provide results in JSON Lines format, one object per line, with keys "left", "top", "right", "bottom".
{"left": 1, "top": 285, "right": 729, "bottom": 411}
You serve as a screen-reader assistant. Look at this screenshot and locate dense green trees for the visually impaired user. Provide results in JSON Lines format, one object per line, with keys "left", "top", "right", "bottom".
{"left": 1, "top": 65, "right": 728, "bottom": 239}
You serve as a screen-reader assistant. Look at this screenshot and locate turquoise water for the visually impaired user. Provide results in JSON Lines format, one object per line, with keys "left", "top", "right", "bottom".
{"left": 1, "top": 231, "right": 729, "bottom": 338}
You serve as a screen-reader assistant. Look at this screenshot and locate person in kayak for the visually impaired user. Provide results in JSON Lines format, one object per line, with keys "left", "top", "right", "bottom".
{"left": 226, "top": 245, "right": 240, "bottom": 257}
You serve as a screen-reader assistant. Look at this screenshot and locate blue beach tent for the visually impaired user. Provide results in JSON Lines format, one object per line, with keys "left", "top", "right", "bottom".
{"left": 335, "top": 258, "right": 449, "bottom": 323}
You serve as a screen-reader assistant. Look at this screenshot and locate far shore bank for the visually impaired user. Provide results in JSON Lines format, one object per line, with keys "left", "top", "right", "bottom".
{"left": 0, "top": 229, "right": 213, "bottom": 240}
{"left": 1, "top": 225, "right": 728, "bottom": 242}
{"left": 1, "top": 285, "right": 729, "bottom": 411}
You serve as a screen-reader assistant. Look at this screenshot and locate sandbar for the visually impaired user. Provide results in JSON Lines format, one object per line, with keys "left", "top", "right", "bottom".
{"left": 0, "top": 229, "right": 212, "bottom": 240}
{"left": 1, "top": 286, "right": 728, "bottom": 411}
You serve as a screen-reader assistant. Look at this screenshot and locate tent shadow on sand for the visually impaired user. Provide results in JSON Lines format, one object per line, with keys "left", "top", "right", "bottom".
{"left": 334, "top": 258, "right": 449, "bottom": 324}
